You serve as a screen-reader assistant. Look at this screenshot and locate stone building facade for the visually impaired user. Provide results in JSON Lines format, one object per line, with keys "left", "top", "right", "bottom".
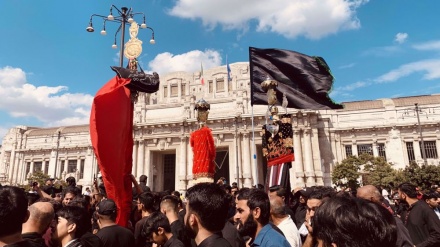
{"left": 1, "top": 62, "right": 440, "bottom": 192}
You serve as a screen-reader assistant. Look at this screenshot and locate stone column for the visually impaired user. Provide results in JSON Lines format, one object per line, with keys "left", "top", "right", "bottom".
{"left": 235, "top": 132, "right": 243, "bottom": 187}
{"left": 179, "top": 137, "right": 188, "bottom": 191}
{"left": 8, "top": 148, "right": 16, "bottom": 182}
{"left": 145, "top": 149, "right": 151, "bottom": 188}
{"left": 294, "top": 129, "right": 305, "bottom": 187}
{"left": 187, "top": 136, "right": 194, "bottom": 187}
{"left": 352, "top": 142, "right": 358, "bottom": 156}
{"left": 76, "top": 157, "right": 82, "bottom": 175}
{"left": 372, "top": 142, "right": 379, "bottom": 157}
{"left": 303, "top": 129, "right": 315, "bottom": 186}
{"left": 242, "top": 133, "right": 252, "bottom": 188}
{"left": 63, "top": 159, "right": 68, "bottom": 175}
{"left": 413, "top": 140, "right": 422, "bottom": 162}
{"left": 137, "top": 140, "right": 145, "bottom": 176}
{"left": 311, "top": 128, "right": 324, "bottom": 186}
{"left": 30, "top": 161, "right": 35, "bottom": 176}
{"left": 132, "top": 141, "right": 138, "bottom": 177}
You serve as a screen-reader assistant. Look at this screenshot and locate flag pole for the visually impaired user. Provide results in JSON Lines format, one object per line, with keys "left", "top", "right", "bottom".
{"left": 251, "top": 105, "right": 259, "bottom": 186}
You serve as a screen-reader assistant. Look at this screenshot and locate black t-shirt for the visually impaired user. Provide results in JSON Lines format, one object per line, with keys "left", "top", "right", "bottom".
{"left": 96, "top": 225, "right": 135, "bottom": 247}
{"left": 197, "top": 233, "right": 232, "bottom": 247}
{"left": 5, "top": 240, "right": 35, "bottom": 247}
{"left": 134, "top": 216, "right": 151, "bottom": 247}
{"left": 163, "top": 235, "right": 185, "bottom": 247}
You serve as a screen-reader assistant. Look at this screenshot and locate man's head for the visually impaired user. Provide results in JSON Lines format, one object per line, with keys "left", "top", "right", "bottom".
{"left": 295, "top": 187, "right": 314, "bottom": 204}
{"left": 62, "top": 187, "right": 79, "bottom": 206}
{"left": 52, "top": 206, "right": 90, "bottom": 245}
{"left": 184, "top": 183, "right": 229, "bottom": 238}
{"left": 160, "top": 195, "right": 179, "bottom": 215}
{"left": 45, "top": 178, "right": 54, "bottom": 186}
{"left": 306, "top": 188, "right": 330, "bottom": 220}
{"left": 269, "top": 196, "right": 286, "bottom": 219}
{"left": 398, "top": 182, "right": 418, "bottom": 202}
{"left": 96, "top": 199, "right": 117, "bottom": 222}
{"left": 139, "top": 175, "right": 148, "bottom": 183}
{"left": 357, "top": 185, "right": 382, "bottom": 203}
{"left": 23, "top": 202, "right": 54, "bottom": 235}
{"left": 0, "top": 186, "right": 29, "bottom": 238}
{"left": 313, "top": 196, "right": 397, "bottom": 247}
{"left": 235, "top": 188, "right": 270, "bottom": 239}
{"left": 423, "top": 192, "right": 439, "bottom": 209}
{"left": 142, "top": 212, "right": 172, "bottom": 245}
{"left": 65, "top": 177, "right": 76, "bottom": 187}
{"left": 268, "top": 185, "right": 288, "bottom": 201}
{"left": 137, "top": 192, "right": 155, "bottom": 213}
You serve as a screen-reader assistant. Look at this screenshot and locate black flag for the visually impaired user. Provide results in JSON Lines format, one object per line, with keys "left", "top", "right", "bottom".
{"left": 249, "top": 47, "right": 343, "bottom": 110}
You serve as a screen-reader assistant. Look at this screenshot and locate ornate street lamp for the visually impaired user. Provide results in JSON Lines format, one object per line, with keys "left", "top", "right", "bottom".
{"left": 86, "top": 5, "right": 155, "bottom": 67}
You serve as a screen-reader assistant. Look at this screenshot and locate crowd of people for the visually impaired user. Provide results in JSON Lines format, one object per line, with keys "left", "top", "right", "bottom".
{"left": 1, "top": 175, "right": 440, "bottom": 247}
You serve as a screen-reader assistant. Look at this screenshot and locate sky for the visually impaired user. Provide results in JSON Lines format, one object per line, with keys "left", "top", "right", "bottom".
{"left": 0, "top": 0, "right": 439, "bottom": 139}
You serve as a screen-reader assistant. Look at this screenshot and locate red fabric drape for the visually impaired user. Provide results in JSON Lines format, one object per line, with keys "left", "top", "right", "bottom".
{"left": 190, "top": 126, "right": 216, "bottom": 178}
{"left": 90, "top": 76, "right": 133, "bottom": 227}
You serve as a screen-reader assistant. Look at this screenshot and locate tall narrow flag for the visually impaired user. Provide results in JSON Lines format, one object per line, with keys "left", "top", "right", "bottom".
{"left": 226, "top": 56, "right": 232, "bottom": 82}
{"left": 200, "top": 62, "right": 205, "bottom": 85}
{"left": 249, "top": 47, "right": 343, "bottom": 110}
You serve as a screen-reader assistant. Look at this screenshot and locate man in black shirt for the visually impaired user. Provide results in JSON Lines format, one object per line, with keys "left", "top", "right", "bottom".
{"left": 142, "top": 212, "right": 184, "bottom": 247}
{"left": 0, "top": 186, "right": 33, "bottom": 247}
{"left": 398, "top": 182, "right": 440, "bottom": 247}
{"left": 184, "top": 183, "right": 232, "bottom": 247}
{"left": 96, "top": 199, "right": 135, "bottom": 247}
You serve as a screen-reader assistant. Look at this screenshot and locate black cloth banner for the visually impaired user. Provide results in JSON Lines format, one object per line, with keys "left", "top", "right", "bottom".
{"left": 249, "top": 47, "right": 343, "bottom": 110}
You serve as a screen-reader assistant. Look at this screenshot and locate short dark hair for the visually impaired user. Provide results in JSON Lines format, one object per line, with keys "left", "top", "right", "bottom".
{"left": 313, "top": 196, "right": 397, "bottom": 247}
{"left": 142, "top": 211, "right": 171, "bottom": 239}
{"left": 66, "top": 176, "right": 76, "bottom": 187}
{"left": 138, "top": 192, "right": 155, "bottom": 211}
{"left": 0, "top": 186, "right": 28, "bottom": 237}
{"left": 398, "top": 183, "right": 418, "bottom": 198}
{"left": 139, "top": 175, "right": 148, "bottom": 183}
{"left": 161, "top": 195, "right": 178, "bottom": 212}
{"left": 309, "top": 186, "right": 336, "bottom": 200}
{"left": 269, "top": 185, "right": 288, "bottom": 198}
{"left": 237, "top": 188, "right": 270, "bottom": 225}
{"left": 186, "top": 183, "right": 229, "bottom": 232}
{"left": 56, "top": 206, "right": 91, "bottom": 238}
{"left": 63, "top": 186, "right": 79, "bottom": 198}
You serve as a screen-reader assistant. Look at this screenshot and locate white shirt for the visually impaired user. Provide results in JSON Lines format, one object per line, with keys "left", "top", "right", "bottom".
{"left": 275, "top": 215, "right": 302, "bottom": 247}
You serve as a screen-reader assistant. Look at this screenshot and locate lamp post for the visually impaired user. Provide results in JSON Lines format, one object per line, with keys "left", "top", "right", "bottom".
{"left": 86, "top": 5, "right": 155, "bottom": 67}
{"left": 402, "top": 103, "right": 436, "bottom": 166}
{"left": 54, "top": 130, "right": 61, "bottom": 178}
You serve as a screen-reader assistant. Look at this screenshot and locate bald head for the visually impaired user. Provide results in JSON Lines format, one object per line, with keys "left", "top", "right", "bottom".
{"left": 357, "top": 185, "right": 381, "bottom": 203}
{"left": 22, "top": 202, "right": 54, "bottom": 234}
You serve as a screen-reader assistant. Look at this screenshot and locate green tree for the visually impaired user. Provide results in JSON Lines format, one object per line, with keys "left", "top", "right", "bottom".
{"left": 332, "top": 156, "right": 361, "bottom": 191}
{"left": 404, "top": 163, "right": 440, "bottom": 190}
{"left": 362, "top": 155, "right": 395, "bottom": 188}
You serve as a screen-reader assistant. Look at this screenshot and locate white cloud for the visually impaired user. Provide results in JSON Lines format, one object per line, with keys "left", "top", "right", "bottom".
{"left": 362, "top": 45, "right": 402, "bottom": 57}
{"left": 148, "top": 49, "right": 222, "bottom": 74}
{"left": 330, "top": 81, "right": 370, "bottom": 97}
{"left": 394, "top": 32, "right": 408, "bottom": 44}
{"left": 0, "top": 66, "right": 93, "bottom": 127}
{"left": 413, "top": 40, "right": 440, "bottom": 51}
{"left": 375, "top": 59, "right": 440, "bottom": 83}
{"left": 168, "top": 0, "right": 369, "bottom": 39}
{"left": 338, "top": 63, "right": 356, "bottom": 69}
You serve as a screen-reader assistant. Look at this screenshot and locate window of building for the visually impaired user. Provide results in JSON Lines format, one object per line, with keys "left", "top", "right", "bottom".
{"left": 345, "top": 145, "right": 353, "bottom": 157}
{"left": 406, "top": 142, "right": 415, "bottom": 162}
{"left": 170, "top": 85, "right": 178, "bottom": 97}
{"left": 208, "top": 80, "right": 213, "bottom": 93}
{"left": 44, "top": 161, "right": 49, "bottom": 174}
{"left": 378, "top": 143, "right": 386, "bottom": 159}
{"left": 25, "top": 162, "right": 30, "bottom": 175}
{"left": 181, "top": 84, "right": 186, "bottom": 96}
{"left": 421, "top": 141, "right": 438, "bottom": 159}
{"left": 67, "top": 160, "right": 77, "bottom": 173}
{"left": 163, "top": 86, "right": 168, "bottom": 98}
{"left": 216, "top": 79, "right": 225, "bottom": 92}
{"left": 80, "top": 160, "right": 85, "bottom": 179}
{"left": 33, "top": 162, "right": 42, "bottom": 172}
{"left": 357, "top": 144, "right": 373, "bottom": 155}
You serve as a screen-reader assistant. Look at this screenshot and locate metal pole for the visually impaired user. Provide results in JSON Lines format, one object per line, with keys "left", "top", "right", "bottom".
{"left": 54, "top": 131, "right": 61, "bottom": 178}
{"left": 415, "top": 103, "right": 427, "bottom": 165}
{"left": 235, "top": 117, "right": 240, "bottom": 187}
{"left": 119, "top": 7, "right": 128, "bottom": 67}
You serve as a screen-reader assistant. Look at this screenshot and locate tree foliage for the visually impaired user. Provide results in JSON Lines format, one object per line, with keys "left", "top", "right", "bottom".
{"left": 332, "top": 154, "right": 440, "bottom": 191}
